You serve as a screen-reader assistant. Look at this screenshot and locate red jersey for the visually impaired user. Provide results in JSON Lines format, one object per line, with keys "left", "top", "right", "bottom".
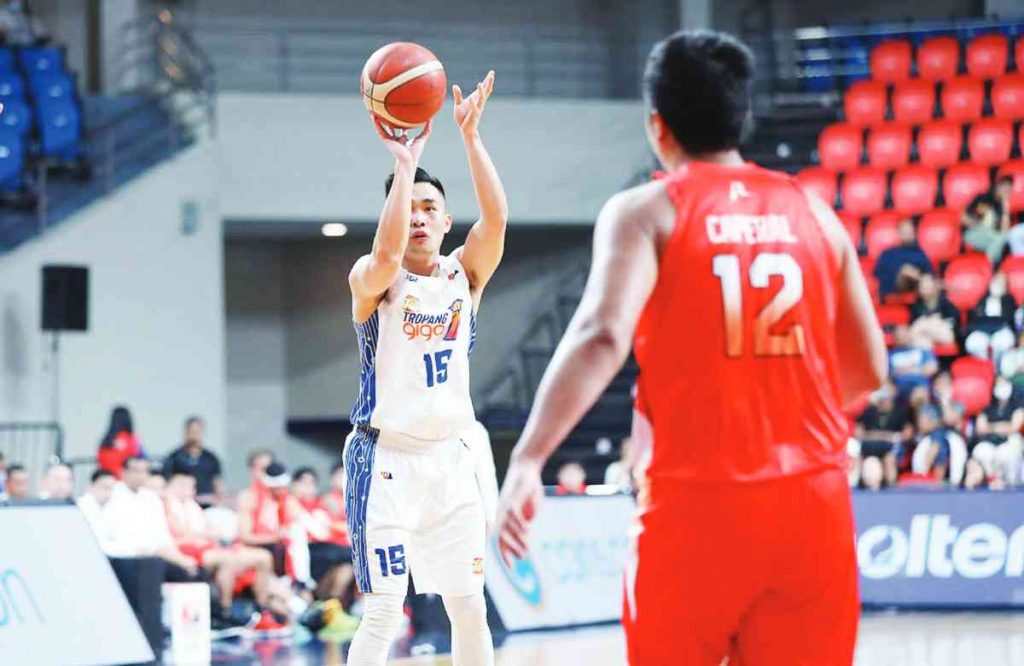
{"left": 633, "top": 162, "right": 848, "bottom": 484}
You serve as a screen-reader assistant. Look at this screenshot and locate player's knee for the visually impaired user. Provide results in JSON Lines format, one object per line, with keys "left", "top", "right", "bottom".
{"left": 442, "top": 593, "right": 488, "bottom": 631}
{"left": 360, "top": 593, "right": 406, "bottom": 637}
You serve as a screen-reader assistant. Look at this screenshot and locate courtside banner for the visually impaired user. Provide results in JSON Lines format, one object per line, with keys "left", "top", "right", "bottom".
{"left": 855, "top": 490, "right": 1024, "bottom": 607}
{"left": 0, "top": 504, "right": 154, "bottom": 665}
{"left": 485, "top": 493, "right": 634, "bottom": 631}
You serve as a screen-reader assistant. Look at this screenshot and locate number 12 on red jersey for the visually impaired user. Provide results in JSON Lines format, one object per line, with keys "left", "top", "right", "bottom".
{"left": 712, "top": 253, "right": 806, "bottom": 358}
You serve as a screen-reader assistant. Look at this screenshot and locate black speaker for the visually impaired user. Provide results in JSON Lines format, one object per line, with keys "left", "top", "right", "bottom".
{"left": 41, "top": 265, "right": 89, "bottom": 331}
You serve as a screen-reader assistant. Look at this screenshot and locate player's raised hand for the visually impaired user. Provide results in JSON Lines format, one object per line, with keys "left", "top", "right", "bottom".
{"left": 495, "top": 458, "right": 543, "bottom": 565}
{"left": 452, "top": 70, "right": 495, "bottom": 139}
{"left": 372, "top": 116, "right": 432, "bottom": 165}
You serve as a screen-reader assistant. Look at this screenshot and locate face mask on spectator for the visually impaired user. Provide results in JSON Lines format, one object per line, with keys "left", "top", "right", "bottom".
{"left": 995, "top": 381, "right": 1013, "bottom": 401}
{"left": 990, "top": 280, "right": 1007, "bottom": 297}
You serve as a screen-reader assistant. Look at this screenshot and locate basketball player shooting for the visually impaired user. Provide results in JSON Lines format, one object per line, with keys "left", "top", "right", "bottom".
{"left": 496, "top": 31, "right": 887, "bottom": 665}
{"left": 344, "top": 68, "right": 506, "bottom": 666}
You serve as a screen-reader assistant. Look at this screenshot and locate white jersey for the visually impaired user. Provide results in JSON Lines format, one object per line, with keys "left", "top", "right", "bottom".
{"left": 350, "top": 254, "right": 477, "bottom": 441}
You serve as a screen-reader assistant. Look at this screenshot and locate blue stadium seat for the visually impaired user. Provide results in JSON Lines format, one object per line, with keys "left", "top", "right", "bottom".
{"left": 19, "top": 46, "right": 64, "bottom": 76}
{"left": 0, "top": 71, "right": 25, "bottom": 101}
{"left": 30, "top": 71, "right": 74, "bottom": 104}
{"left": 0, "top": 47, "right": 15, "bottom": 73}
{"left": 0, "top": 98, "right": 32, "bottom": 139}
{"left": 0, "top": 130, "right": 26, "bottom": 191}
{"left": 36, "top": 100, "right": 81, "bottom": 159}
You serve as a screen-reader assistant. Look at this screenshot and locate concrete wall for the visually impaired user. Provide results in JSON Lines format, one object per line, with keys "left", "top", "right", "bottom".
{"left": 0, "top": 143, "right": 225, "bottom": 466}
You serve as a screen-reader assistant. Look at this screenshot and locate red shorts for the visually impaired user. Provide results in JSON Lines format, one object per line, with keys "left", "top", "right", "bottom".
{"left": 180, "top": 542, "right": 217, "bottom": 566}
{"left": 623, "top": 468, "right": 859, "bottom": 666}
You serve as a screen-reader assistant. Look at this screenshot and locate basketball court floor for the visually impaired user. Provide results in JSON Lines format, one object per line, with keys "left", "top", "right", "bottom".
{"left": 209, "top": 611, "right": 1024, "bottom": 664}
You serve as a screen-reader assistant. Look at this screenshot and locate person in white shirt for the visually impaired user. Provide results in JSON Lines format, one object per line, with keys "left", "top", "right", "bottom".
{"left": 39, "top": 462, "right": 74, "bottom": 500}
{"left": 77, "top": 469, "right": 118, "bottom": 550}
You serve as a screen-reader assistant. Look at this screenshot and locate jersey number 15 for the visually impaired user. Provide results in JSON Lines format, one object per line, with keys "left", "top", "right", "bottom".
{"left": 423, "top": 350, "right": 453, "bottom": 387}
{"left": 712, "top": 253, "right": 806, "bottom": 357}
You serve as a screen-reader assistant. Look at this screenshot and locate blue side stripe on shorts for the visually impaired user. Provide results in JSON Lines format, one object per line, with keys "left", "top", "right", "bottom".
{"left": 345, "top": 426, "right": 379, "bottom": 594}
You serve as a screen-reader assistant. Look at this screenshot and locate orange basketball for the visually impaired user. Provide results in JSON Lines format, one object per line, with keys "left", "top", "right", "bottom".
{"left": 361, "top": 42, "right": 447, "bottom": 129}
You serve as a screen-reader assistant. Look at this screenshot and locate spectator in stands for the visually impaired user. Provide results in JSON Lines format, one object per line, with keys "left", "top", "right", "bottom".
{"left": 963, "top": 186, "right": 1011, "bottom": 265}
{"left": 908, "top": 275, "right": 959, "bottom": 349}
{"left": 104, "top": 456, "right": 199, "bottom": 577}
{"left": 236, "top": 456, "right": 308, "bottom": 583}
{"left": 1000, "top": 332, "right": 1024, "bottom": 385}
{"left": 855, "top": 381, "right": 912, "bottom": 486}
{"left": 874, "top": 219, "right": 933, "bottom": 300}
{"left": 164, "top": 470, "right": 280, "bottom": 629}
{"left": 859, "top": 456, "right": 884, "bottom": 491}
{"left": 0, "top": 0, "right": 47, "bottom": 46}
{"left": 961, "top": 457, "right": 995, "bottom": 490}
{"left": 164, "top": 416, "right": 222, "bottom": 508}
{"left": 555, "top": 461, "right": 587, "bottom": 494}
{"left": 972, "top": 377, "right": 1024, "bottom": 486}
{"left": 910, "top": 404, "right": 966, "bottom": 483}
{"left": 77, "top": 469, "right": 117, "bottom": 550}
{"left": 3, "top": 463, "right": 29, "bottom": 500}
{"left": 889, "top": 325, "right": 938, "bottom": 398}
{"left": 97, "top": 405, "right": 142, "bottom": 479}
{"left": 39, "top": 462, "right": 73, "bottom": 500}
{"left": 204, "top": 476, "right": 238, "bottom": 545}
{"left": 291, "top": 467, "right": 356, "bottom": 610}
{"left": 964, "top": 274, "right": 1017, "bottom": 363}
{"left": 145, "top": 463, "right": 166, "bottom": 494}
{"left": 604, "top": 437, "right": 636, "bottom": 492}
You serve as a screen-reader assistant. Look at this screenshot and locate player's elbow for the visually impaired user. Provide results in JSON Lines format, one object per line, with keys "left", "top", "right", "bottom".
{"left": 371, "top": 247, "right": 404, "bottom": 271}
{"left": 576, "top": 318, "right": 631, "bottom": 361}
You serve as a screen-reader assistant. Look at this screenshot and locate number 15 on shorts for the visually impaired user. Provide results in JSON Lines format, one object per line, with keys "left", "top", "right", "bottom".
{"left": 375, "top": 544, "right": 407, "bottom": 576}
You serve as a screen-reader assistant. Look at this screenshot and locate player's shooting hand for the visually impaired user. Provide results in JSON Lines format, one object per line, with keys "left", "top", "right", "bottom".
{"left": 373, "top": 116, "right": 432, "bottom": 165}
{"left": 496, "top": 458, "right": 543, "bottom": 566}
{"left": 452, "top": 70, "right": 495, "bottom": 139}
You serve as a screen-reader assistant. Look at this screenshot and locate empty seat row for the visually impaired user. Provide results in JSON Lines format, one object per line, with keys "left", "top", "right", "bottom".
{"left": 845, "top": 75, "right": 1024, "bottom": 125}
{"left": 841, "top": 208, "right": 961, "bottom": 264}
{"left": 871, "top": 34, "right": 1024, "bottom": 83}
{"left": 819, "top": 119, "right": 1023, "bottom": 170}
{"left": 0, "top": 45, "right": 66, "bottom": 77}
{"left": 797, "top": 161, "right": 1024, "bottom": 216}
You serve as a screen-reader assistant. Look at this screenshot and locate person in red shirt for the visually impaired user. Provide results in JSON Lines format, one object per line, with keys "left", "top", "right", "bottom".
{"left": 96, "top": 405, "right": 142, "bottom": 479}
{"left": 236, "top": 452, "right": 306, "bottom": 582}
{"left": 496, "top": 30, "right": 886, "bottom": 665}
{"left": 291, "top": 464, "right": 355, "bottom": 605}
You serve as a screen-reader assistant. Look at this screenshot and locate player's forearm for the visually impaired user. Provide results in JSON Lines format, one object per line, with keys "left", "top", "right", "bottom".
{"left": 372, "top": 159, "right": 416, "bottom": 263}
{"left": 510, "top": 322, "right": 630, "bottom": 467}
{"left": 463, "top": 133, "right": 509, "bottom": 227}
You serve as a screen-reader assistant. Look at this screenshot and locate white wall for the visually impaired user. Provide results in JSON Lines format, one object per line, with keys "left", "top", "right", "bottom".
{"left": 216, "top": 93, "right": 649, "bottom": 225}
{"left": 0, "top": 143, "right": 226, "bottom": 465}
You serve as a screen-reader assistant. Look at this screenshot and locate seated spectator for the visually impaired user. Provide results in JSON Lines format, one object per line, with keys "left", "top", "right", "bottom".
{"left": 963, "top": 179, "right": 1012, "bottom": 264}
{"left": 204, "top": 476, "right": 238, "bottom": 545}
{"left": 103, "top": 456, "right": 199, "bottom": 578}
{"left": 236, "top": 455, "right": 308, "bottom": 584}
{"left": 910, "top": 404, "right": 967, "bottom": 484}
{"left": 145, "top": 463, "right": 166, "bottom": 494}
{"left": 604, "top": 437, "right": 636, "bottom": 493}
{"left": 97, "top": 405, "right": 142, "bottom": 479}
{"left": 889, "top": 325, "right": 939, "bottom": 397}
{"left": 164, "top": 470, "right": 282, "bottom": 629}
{"left": 971, "top": 377, "right": 1024, "bottom": 486}
{"left": 859, "top": 456, "right": 884, "bottom": 491}
{"left": 965, "top": 274, "right": 1017, "bottom": 364}
{"left": 847, "top": 439, "right": 862, "bottom": 487}
{"left": 908, "top": 275, "right": 958, "bottom": 348}
{"left": 555, "top": 461, "right": 587, "bottom": 494}
{"left": 2, "top": 463, "right": 29, "bottom": 501}
{"left": 855, "top": 381, "right": 912, "bottom": 486}
{"left": 77, "top": 469, "right": 117, "bottom": 550}
{"left": 1001, "top": 332, "right": 1024, "bottom": 387}
{"left": 39, "top": 462, "right": 73, "bottom": 500}
{"left": 291, "top": 467, "right": 356, "bottom": 612}
{"left": 874, "top": 219, "right": 933, "bottom": 300}
{"left": 960, "top": 457, "right": 1001, "bottom": 490}
{"left": 164, "top": 416, "right": 222, "bottom": 508}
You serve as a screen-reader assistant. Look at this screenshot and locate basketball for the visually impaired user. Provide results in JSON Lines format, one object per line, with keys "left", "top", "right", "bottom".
{"left": 361, "top": 42, "right": 447, "bottom": 129}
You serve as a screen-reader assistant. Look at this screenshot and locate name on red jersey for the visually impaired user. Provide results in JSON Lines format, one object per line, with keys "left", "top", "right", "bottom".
{"left": 706, "top": 214, "right": 798, "bottom": 245}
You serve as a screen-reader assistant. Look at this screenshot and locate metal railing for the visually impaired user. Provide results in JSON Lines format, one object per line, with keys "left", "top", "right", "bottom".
{"left": 0, "top": 422, "right": 63, "bottom": 495}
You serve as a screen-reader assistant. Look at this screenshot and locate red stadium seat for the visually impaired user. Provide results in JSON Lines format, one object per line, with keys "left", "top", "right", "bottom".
{"left": 944, "top": 252, "right": 993, "bottom": 313}
{"left": 1000, "top": 255, "right": 1024, "bottom": 305}
{"left": 867, "top": 123, "right": 912, "bottom": 169}
{"left": 859, "top": 255, "right": 880, "bottom": 302}
{"left": 998, "top": 161, "right": 1024, "bottom": 212}
{"left": 795, "top": 167, "right": 837, "bottom": 206}
{"left": 967, "top": 118, "right": 1013, "bottom": 166}
{"left": 991, "top": 74, "right": 1024, "bottom": 120}
{"left": 891, "top": 165, "right": 939, "bottom": 215}
{"left": 917, "top": 36, "right": 960, "bottom": 81}
{"left": 953, "top": 375, "right": 994, "bottom": 417}
{"left": 941, "top": 76, "right": 985, "bottom": 122}
{"left": 891, "top": 79, "right": 937, "bottom": 124}
{"left": 865, "top": 211, "right": 903, "bottom": 260}
{"left": 818, "top": 123, "right": 863, "bottom": 171}
{"left": 933, "top": 342, "right": 959, "bottom": 357}
{"left": 966, "top": 34, "right": 1009, "bottom": 79}
{"left": 876, "top": 304, "right": 911, "bottom": 346}
{"left": 870, "top": 40, "right": 912, "bottom": 83}
{"left": 840, "top": 167, "right": 888, "bottom": 217}
{"left": 943, "top": 163, "right": 991, "bottom": 210}
{"left": 844, "top": 80, "right": 888, "bottom": 127}
{"left": 837, "top": 211, "right": 862, "bottom": 248}
{"left": 917, "top": 208, "right": 961, "bottom": 265}
{"left": 916, "top": 120, "right": 963, "bottom": 168}
{"left": 951, "top": 354, "right": 996, "bottom": 382}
